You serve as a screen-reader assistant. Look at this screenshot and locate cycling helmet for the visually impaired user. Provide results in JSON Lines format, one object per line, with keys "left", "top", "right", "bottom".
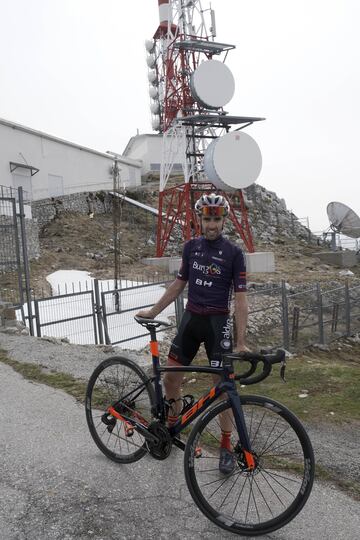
{"left": 194, "top": 193, "right": 230, "bottom": 217}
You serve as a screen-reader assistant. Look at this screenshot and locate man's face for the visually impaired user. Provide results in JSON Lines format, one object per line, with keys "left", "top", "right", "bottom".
{"left": 201, "top": 216, "right": 224, "bottom": 240}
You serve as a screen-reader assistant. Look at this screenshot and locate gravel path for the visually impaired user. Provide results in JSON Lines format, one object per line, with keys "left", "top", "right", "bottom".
{"left": 1, "top": 330, "right": 359, "bottom": 497}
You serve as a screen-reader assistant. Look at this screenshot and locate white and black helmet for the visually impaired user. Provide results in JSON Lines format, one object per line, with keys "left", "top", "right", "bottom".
{"left": 194, "top": 193, "right": 230, "bottom": 217}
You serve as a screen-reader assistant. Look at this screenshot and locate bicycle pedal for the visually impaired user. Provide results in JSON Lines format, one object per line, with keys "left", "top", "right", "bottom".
{"left": 125, "top": 424, "right": 134, "bottom": 437}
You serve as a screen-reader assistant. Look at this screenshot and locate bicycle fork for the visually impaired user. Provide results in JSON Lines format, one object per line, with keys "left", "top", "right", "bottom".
{"left": 222, "top": 357, "right": 256, "bottom": 471}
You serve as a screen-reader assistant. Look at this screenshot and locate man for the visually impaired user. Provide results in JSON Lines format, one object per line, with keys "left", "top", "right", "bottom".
{"left": 137, "top": 192, "right": 248, "bottom": 474}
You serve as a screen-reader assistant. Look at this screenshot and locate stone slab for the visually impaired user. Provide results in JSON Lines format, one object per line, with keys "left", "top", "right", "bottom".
{"left": 314, "top": 251, "right": 359, "bottom": 268}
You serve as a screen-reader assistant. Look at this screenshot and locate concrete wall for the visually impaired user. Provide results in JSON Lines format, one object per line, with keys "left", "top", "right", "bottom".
{"left": 123, "top": 134, "right": 183, "bottom": 177}
{"left": 0, "top": 119, "right": 142, "bottom": 200}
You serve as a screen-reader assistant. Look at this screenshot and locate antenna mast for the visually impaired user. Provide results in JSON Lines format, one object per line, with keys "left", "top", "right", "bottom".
{"left": 146, "top": 0, "right": 263, "bottom": 256}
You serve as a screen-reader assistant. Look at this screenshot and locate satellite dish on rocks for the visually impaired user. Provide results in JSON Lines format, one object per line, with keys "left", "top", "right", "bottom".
{"left": 204, "top": 131, "right": 262, "bottom": 190}
{"left": 327, "top": 201, "right": 360, "bottom": 238}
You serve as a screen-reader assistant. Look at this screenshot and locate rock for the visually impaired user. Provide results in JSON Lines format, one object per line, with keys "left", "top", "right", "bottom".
{"left": 312, "top": 343, "right": 330, "bottom": 352}
{"left": 339, "top": 269, "right": 354, "bottom": 277}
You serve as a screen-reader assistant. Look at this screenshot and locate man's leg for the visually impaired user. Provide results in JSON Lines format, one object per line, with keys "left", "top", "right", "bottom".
{"left": 164, "top": 312, "right": 199, "bottom": 425}
{"left": 164, "top": 357, "right": 185, "bottom": 424}
{"left": 206, "top": 315, "right": 236, "bottom": 473}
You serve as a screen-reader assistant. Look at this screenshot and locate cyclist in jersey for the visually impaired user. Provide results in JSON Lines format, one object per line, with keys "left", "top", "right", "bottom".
{"left": 136, "top": 193, "right": 249, "bottom": 474}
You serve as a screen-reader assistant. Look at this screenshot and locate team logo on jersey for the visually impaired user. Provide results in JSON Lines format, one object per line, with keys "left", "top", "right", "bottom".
{"left": 192, "top": 261, "right": 221, "bottom": 275}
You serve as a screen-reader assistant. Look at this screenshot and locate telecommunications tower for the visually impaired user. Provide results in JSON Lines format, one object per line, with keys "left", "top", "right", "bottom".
{"left": 145, "top": 0, "right": 264, "bottom": 256}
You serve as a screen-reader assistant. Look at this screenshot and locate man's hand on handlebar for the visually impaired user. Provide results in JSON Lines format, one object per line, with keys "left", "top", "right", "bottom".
{"left": 136, "top": 308, "right": 157, "bottom": 319}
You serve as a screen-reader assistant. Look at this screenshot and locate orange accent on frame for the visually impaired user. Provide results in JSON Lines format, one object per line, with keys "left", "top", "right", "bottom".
{"left": 150, "top": 341, "right": 159, "bottom": 356}
{"left": 243, "top": 449, "right": 256, "bottom": 470}
{"left": 181, "top": 387, "right": 216, "bottom": 424}
{"left": 108, "top": 406, "right": 126, "bottom": 422}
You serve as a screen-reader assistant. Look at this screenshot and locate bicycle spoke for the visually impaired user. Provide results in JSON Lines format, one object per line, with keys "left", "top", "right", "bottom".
{"left": 184, "top": 397, "right": 314, "bottom": 535}
{"left": 86, "top": 357, "right": 155, "bottom": 463}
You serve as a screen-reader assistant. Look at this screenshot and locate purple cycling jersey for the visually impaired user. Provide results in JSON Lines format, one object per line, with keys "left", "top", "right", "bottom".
{"left": 177, "top": 235, "right": 246, "bottom": 314}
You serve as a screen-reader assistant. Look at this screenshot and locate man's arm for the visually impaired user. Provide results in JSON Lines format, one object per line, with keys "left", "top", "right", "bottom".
{"left": 136, "top": 278, "right": 187, "bottom": 319}
{"left": 234, "top": 291, "right": 248, "bottom": 351}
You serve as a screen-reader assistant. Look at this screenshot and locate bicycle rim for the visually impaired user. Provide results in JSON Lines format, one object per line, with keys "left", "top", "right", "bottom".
{"left": 85, "top": 356, "right": 155, "bottom": 463}
{"left": 184, "top": 395, "right": 315, "bottom": 536}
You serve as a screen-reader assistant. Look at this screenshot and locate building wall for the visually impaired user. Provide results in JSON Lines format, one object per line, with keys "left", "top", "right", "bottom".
{"left": 0, "top": 120, "right": 141, "bottom": 201}
{"left": 123, "top": 134, "right": 183, "bottom": 177}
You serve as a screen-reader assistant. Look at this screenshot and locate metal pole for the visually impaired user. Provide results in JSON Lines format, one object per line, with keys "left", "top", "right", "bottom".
{"left": 11, "top": 197, "right": 25, "bottom": 316}
{"left": 17, "top": 187, "right": 34, "bottom": 336}
{"left": 317, "top": 283, "right": 325, "bottom": 344}
{"left": 344, "top": 279, "right": 351, "bottom": 336}
{"left": 281, "top": 280, "right": 290, "bottom": 350}
{"left": 34, "top": 299, "right": 41, "bottom": 337}
{"left": 93, "top": 278, "right": 104, "bottom": 344}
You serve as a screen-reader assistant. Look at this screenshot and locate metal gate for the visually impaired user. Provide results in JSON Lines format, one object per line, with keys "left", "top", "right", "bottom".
{"left": 33, "top": 290, "right": 98, "bottom": 344}
{"left": 0, "top": 185, "right": 34, "bottom": 333}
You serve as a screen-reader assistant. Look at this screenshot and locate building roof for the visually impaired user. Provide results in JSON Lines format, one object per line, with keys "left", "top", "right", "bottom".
{"left": 0, "top": 117, "right": 142, "bottom": 168}
{"left": 123, "top": 133, "right": 161, "bottom": 156}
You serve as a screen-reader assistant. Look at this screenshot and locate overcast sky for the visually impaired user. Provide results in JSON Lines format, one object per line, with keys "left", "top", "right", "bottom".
{"left": 1, "top": 0, "right": 359, "bottom": 233}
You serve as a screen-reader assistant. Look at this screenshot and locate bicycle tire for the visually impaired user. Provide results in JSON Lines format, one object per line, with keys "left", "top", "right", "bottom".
{"left": 184, "top": 395, "right": 315, "bottom": 536}
{"left": 85, "top": 356, "right": 156, "bottom": 464}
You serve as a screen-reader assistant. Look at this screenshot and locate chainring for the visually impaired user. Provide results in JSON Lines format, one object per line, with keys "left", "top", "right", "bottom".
{"left": 146, "top": 421, "right": 172, "bottom": 460}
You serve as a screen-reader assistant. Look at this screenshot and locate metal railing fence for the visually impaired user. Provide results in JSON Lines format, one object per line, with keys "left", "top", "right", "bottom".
{"left": 17, "top": 275, "right": 360, "bottom": 351}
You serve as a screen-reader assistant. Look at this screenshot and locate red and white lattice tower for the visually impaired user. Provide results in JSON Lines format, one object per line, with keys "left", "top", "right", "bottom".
{"left": 146, "top": 0, "right": 263, "bottom": 256}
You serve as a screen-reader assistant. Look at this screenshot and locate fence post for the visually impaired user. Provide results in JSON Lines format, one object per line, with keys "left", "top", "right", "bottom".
{"left": 34, "top": 299, "right": 41, "bottom": 337}
{"left": 17, "top": 187, "right": 35, "bottom": 336}
{"left": 93, "top": 279, "right": 104, "bottom": 344}
{"left": 281, "top": 280, "right": 290, "bottom": 350}
{"left": 317, "top": 283, "right": 325, "bottom": 344}
{"left": 344, "top": 279, "right": 351, "bottom": 336}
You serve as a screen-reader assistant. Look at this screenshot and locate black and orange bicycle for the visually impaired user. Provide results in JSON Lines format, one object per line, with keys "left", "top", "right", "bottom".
{"left": 85, "top": 316, "right": 315, "bottom": 536}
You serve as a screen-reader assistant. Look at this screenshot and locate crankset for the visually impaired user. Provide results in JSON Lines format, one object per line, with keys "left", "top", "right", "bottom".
{"left": 146, "top": 421, "right": 172, "bottom": 460}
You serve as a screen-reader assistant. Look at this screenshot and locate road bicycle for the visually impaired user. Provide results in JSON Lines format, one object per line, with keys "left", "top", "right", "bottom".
{"left": 85, "top": 316, "right": 315, "bottom": 536}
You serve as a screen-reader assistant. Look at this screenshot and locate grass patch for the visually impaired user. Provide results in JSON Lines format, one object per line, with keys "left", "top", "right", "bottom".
{"left": 315, "top": 463, "right": 360, "bottom": 500}
{"left": 0, "top": 349, "right": 87, "bottom": 402}
{"left": 181, "top": 348, "right": 360, "bottom": 424}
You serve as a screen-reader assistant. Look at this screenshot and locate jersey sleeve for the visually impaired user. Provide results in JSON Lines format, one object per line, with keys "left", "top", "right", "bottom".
{"left": 233, "top": 247, "right": 247, "bottom": 292}
{"left": 177, "top": 241, "right": 190, "bottom": 281}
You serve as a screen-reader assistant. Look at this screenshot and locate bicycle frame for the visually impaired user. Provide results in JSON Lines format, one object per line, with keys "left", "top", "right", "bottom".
{"left": 108, "top": 327, "right": 256, "bottom": 468}
{"left": 157, "top": 333, "right": 254, "bottom": 460}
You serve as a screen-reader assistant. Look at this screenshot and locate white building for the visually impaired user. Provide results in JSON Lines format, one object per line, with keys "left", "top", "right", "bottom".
{"left": 0, "top": 117, "right": 142, "bottom": 201}
{"left": 123, "top": 133, "right": 183, "bottom": 178}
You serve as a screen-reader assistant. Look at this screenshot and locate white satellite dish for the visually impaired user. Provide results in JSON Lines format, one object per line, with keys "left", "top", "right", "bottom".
{"left": 190, "top": 60, "right": 235, "bottom": 109}
{"left": 150, "top": 101, "right": 160, "bottom": 114}
{"left": 204, "top": 131, "right": 262, "bottom": 190}
{"left": 327, "top": 201, "right": 360, "bottom": 238}
{"left": 149, "top": 86, "right": 158, "bottom": 99}
{"left": 148, "top": 70, "right": 157, "bottom": 83}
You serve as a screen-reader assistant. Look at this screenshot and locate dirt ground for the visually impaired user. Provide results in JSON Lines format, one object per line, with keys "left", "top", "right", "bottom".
{"left": 26, "top": 209, "right": 360, "bottom": 297}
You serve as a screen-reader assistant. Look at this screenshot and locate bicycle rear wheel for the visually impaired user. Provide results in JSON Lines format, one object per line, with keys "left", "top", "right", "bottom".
{"left": 184, "top": 395, "right": 315, "bottom": 536}
{"left": 85, "top": 356, "right": 155, "bottom": 463}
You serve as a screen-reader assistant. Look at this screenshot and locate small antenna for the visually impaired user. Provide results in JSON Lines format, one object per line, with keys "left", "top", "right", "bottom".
{"left": 210, "top": 9, "right": 216, "bottom": 38}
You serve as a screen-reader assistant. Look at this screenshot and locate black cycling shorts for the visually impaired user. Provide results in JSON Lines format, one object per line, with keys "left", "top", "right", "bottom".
{"left": 168, "top": 311, "right": 233, "bottom": 367}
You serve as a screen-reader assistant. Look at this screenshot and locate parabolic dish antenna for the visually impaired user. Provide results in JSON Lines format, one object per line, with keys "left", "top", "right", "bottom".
{"left": 190, "top": 60, "right": 235, "bottom": 109}
{"left": 327, "top": 201, "right": 360, "bottom": 239}
{"left": 204, "top": 131, "right": 262, "bottom": 190}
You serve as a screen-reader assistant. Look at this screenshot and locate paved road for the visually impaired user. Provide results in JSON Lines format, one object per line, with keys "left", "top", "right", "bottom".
{"left": 0, "top": 362, "right": 359, "bottom": 540}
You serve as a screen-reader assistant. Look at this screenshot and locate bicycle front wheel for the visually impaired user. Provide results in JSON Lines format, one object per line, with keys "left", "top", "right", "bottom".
{"left": 85, "top": 356, "right": 155, "bottom": 463}
{"left": 184, "top": 395, "right": 315, "bottom": 536}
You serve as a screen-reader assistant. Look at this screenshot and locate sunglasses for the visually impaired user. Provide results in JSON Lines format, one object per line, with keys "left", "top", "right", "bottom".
{"left": 200, "top": 206, "right": 227, "bottom": 217}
